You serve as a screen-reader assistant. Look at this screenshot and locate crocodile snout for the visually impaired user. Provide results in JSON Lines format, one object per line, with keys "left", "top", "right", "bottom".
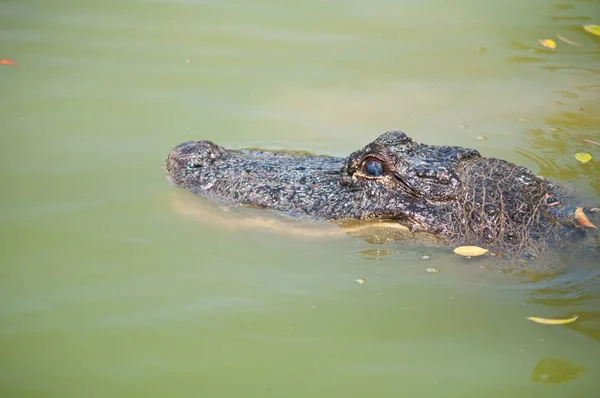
{"left": 165, "top": 140, "right": 228, "bottom": 187}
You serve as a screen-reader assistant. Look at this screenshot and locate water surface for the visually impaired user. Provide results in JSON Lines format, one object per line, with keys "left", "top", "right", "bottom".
{"left": 1, "top": 0, "right": 599, "bottom": 396}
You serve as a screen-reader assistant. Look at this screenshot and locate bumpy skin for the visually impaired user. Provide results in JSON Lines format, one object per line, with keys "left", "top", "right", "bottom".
{"left": 165, "top": 131, "right": 596, "bottom": 261}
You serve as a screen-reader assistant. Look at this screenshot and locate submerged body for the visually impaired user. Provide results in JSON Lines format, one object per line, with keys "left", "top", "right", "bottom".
{"left": 165, "top": 131, "right": 597, "bottom": 262}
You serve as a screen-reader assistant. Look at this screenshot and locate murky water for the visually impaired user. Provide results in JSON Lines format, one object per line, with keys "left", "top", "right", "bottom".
{"left": 1, "top": 0, "right": 599, "bottom": 396}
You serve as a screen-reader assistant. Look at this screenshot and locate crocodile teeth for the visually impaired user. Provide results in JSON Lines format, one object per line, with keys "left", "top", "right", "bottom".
{"left": 575, "top": 207, "right": 597, "bottom": 229}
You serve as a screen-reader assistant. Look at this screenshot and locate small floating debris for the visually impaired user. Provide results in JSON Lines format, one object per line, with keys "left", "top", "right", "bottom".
{"left": 584, "top": 139, "right": 600, "bottom": 146}
{"left": 556, "top": 33, "right": 583, "bottom": 47}
{"left": 355, "top": 278, "right": 366, "bottom": 285}
{"left": 476, "top": 135, "right": 487, "bottom": 141}
{"left": 527, "top": 315, "right": 578, "bottom": 325}
{"left": 575, "top": 152, "right": 592, "bottom": 163}
{"left": 426, "top": 268, "right": 440, "bottom": 273}
{"left": 538, "top": 39, "right": 556, "bottom": 49}
{"left": 453, "top": 246, "right": 489, "bottom": 257}
{"left": 421, "top": 254, "right": 430, "bottom": 260}
{"left": 0, "top": 59, "right": 16, "bottom": 66}
{"left": 575, "top": 207, "right": 597, "bottom": 229}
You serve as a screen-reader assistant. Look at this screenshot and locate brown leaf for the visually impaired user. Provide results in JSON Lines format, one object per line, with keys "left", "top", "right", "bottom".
{"left": 575, "top": 207, "right": 597, "bottom": 229}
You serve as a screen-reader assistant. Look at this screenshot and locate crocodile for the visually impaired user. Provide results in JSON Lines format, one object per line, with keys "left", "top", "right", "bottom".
{"left": 165, "top": 131, "right": 597, "bottom": 262}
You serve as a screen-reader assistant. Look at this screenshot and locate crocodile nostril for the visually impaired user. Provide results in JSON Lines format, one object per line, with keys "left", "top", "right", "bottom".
{"left": 173, "top": 141, "right": 198, "bottom": 154}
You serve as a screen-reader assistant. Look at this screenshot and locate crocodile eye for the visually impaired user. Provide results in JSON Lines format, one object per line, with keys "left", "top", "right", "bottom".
{"left": 363, "top": 158, "right": 384, "bottom": 177}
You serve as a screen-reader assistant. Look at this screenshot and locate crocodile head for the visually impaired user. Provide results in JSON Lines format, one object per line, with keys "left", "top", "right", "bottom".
{"left": 165, "top": 131, "right": 478, "bottom": 234}
{"left": 165, "top": 130, "right": 596, "bottom": 258}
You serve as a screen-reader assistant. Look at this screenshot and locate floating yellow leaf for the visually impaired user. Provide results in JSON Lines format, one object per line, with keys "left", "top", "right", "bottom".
{"left": 538, "top": 39, "right": 556, "bottom": 49}
{"left": 453, "top": 246, "right": 489, "bottom": 257}
{"left": 575, "top": 152, "right": 592, "bottom": 163}
{"left": 575, "top": 207, "right": 597, "bottom": 229}
{"left": 583, "top": 25, "right": 600, "bottom": 36}
{"left": 527, "top": 315, "right": 578, "bottom": 325}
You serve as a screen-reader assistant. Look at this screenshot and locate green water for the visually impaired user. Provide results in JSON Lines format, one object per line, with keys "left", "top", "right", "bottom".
{"left": 1, "top": 0, "right": 600, "bottom": 396}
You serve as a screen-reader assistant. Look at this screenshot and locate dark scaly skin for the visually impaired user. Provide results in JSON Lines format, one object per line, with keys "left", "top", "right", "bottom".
{"left": 165, "top": 131, "right": 597, "bottom": 261}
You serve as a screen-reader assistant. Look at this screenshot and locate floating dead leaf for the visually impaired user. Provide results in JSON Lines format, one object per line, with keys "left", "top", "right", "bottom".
{"left": 583, "top": 25, "right": 600, "bottom": 36}
{"left": 0, "top": 59, "right": 16, "bottom": 65}
{"left": 575, "top": 152, "right": 592, "bottom": 163}
{"left": 527, "top": 315, "right": 578, "bottom": 325}
{"left": 538, "top": 39, "right": 556, "bottom": 49}
{"left": 453, "top": 246, "right": 489, "bottom": 257}
{"left": 575, "top": 207, "right": 597, "bottom": 229}
{"left": 556, "top": 33, "right": 583, "bottom": 47}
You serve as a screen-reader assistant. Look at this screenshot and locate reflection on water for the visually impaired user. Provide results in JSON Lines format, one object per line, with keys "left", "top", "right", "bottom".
{"left": 519, "top": 84, "right": 600, "bottom": 195}
{"left": 521, "top": 264, "right": 600, "bottom": 343}
{"left": 542, "top": 65, "right": 600, "bottom": 74}
{"left": 507, "top": 40, "right": 554, "bottom": 64}
{"left": 531, "top": 357, "right": 588, "bottom": 383}
{"left": 356, "top": 248, "right": 394, "bottom": 261}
